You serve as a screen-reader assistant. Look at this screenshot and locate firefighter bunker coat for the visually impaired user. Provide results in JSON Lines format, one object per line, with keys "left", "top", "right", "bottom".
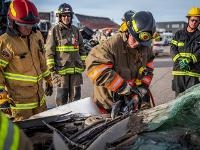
{"left": 171, "top": 28, "right": 200, "bottom": 95}
{"left": 45, "top": 22, "right": 86, "bottom": 104}
{"left": 0, "top": 30, "right": 51, "bottom": 121}
{"left": 86, "top": 32, "right": 154, "bottom": 111}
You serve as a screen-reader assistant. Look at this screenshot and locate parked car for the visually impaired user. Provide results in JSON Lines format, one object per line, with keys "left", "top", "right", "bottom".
{"left": 153, "top": 32, "right": 173, "bottom": 56}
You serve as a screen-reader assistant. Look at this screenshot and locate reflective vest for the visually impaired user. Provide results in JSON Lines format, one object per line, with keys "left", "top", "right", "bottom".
{"left": 0, "top": 112, "right": 20, "bottom": 150}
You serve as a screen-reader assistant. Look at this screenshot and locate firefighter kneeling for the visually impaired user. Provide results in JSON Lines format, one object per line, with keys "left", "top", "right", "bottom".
{"left": 86, "top": 10, "right": 156, "bottom": 115}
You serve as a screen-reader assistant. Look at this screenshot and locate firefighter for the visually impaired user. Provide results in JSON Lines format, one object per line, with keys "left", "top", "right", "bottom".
{"left": 0, "top": 0, "right": 53, "bottom": 121}
{"left": 171, "top": 7, "right": 200, "bottom": 96}
{"left": 0, "top": 112, "right": 33, "bottom": 150}
{"left": 86, "top": 10, "right": 156, "bottom": 113}
{"left": 46, "top": 3, "right": 86, "bottom": 106}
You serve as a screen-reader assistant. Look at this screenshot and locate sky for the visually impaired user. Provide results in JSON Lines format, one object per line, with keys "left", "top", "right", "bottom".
{"left": 32, "top": 0, "right": 200, "bottom": 24}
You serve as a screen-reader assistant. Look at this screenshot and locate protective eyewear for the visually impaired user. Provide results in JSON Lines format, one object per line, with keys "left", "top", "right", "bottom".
{"left": 15, "top": 22, "right": 37, "bottom": 28}
{"left": 190, "top": 19, "right": 200, "bottom": 23}
{"left": 61, "top": 13, "right": 72, "bottom": 17}
{"left": 138, "top": 32, "right": 152, "bottom": 41}
{"left": 131, "top": 19, "right": 152, "bottom": 41}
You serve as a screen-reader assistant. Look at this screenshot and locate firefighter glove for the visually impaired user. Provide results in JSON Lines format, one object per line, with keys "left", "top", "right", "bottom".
{"left": 0, "top": 90, "right": 15, "bottom": 115}
{"left": 179, "top": 58, "right": 190, "bottom": 71}
{"left": 45, "top": 79, "right": 53, "bottom": 96}
{"left": 116, "top": 82, "right": 132, "bottom": 95}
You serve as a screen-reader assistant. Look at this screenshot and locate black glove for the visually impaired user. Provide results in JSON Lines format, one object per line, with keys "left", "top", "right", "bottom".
{"left": 45, "top": 79, "right": 53, "bottom": 96}
{"left": 116, "top": 82, "right": 132, "bottom": 95}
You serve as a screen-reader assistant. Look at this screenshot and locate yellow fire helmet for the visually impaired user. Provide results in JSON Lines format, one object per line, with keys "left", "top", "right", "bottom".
{"left": 186, "top": 7, "right": 200, "bottom": 17}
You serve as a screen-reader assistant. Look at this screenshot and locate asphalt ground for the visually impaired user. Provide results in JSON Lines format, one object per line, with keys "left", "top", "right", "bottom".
{"left": 46, "top": 46, "right": 175, "bottom": 108}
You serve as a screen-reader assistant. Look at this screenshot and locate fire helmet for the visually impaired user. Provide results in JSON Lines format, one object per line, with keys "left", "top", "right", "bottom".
{"left": 124, "top": 10, "right": 156, "bottom": 46}
{"left": 7, "top": 0, "right": 40, "bottom": 25}
{"left": 56, "top": 3, "right": 74, "bottom": 17}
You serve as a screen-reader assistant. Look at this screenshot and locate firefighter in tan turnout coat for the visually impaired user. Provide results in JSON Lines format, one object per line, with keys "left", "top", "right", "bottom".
{"left": 86, "top": 11, "right": 156, "bottom": 112}
{"left": 0, "top": 0, "right": 53, "bottom": 121}
{"left": 46, "top": 3, "right": 86, "bottom": 105}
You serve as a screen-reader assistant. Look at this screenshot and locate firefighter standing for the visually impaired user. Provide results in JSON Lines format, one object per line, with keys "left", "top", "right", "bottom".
{"left": 0, "top": 112, "right": 33, "bottom": 150}
{"left": 171, "top": 7, "right": 200, "bottom": 96}
{"left": 46, "top": 3, "right": 86, "bottom": 106}
{"left": 0, "top": 0, "right": 53, "bottom": 121}
{"left": 86, "top": 11, "right": 156, "bottom": 112}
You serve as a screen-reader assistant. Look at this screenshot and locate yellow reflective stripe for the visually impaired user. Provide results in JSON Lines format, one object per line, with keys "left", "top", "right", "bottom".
{"left": 11, "top": 103, "right": 38, "bottom": 110}
{"left": 173, "top": 53, "right": 197, "bottom": 63}
{"left": 179, "top": 53, "right": 197, "bottom": 63}
{"left": 81, "top": 55, "right": 87, "bottom": 61}
{"left": 47, "top": 58, "right": 55, "bottom": 65}
{"left": 58, "top": 67, "right": 84, "bottom": 75}
{"left": 177, "top": 42, "right": 184, "bottom": 46}
{"left": 171, "top": 40, "right": 184, "bottom": 46}
{"left": 56, "top": 46, "right": 79, "bottom": 52}
{"left": 173, "top": 54, "right": 181, "bottom": 62}
{"left": 172, "top": 71, "right": 200, "bottom": 77}
{"left": 171, "top": 40, "right": 178, "bottom": 45}
{"left": 0, "top": 113, "right": 8, "bottom": 150}
{"left": 10, "top": 125, "right": 19, "bottom": 150}
{"left": 42, "top": 70, "right": 51, "bottom": 78}
{"left": 0, "top": 59, "right": 8, "bottom": 68}
{"left": 11, "top": 96, "right": 46, "bottom": 110}
{"left": 58, "top": 67, "right": 75, "bottom": 75}
{"left": 132, "top": 20, "right": 139, "bottom": 33}
{"left": 56, "top": 45, "right": 79, "bottom": 49}
{"left": 4, "top": 72, "right": 43, "bottom": 82}
{"left": 75, "top": 67, "right": 84, "bottom": 73}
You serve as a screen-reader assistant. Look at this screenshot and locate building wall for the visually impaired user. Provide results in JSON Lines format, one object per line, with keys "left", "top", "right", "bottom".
{"left": 156, "top": 21, "right": 187, "bottom": 34}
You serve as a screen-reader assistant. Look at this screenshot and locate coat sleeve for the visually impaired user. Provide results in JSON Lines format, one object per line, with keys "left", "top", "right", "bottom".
{"left": 193, "top": 33, "right": 200, "bottom": 63}
{"left": 170, "top": 31, "right": 180, "bottom": 62}
{"left": 45, "top": 27, "right": 57, "bottom": 69}
{"left": 0, "top": 39, "right": 13, "bottom": 90}
{"left": 77, "top": 29, "right": 87, "bottom": 62}
{"left": 85, "top": 39, "right": 125, "bottom": 92}
{"left": 36, "top": 31, "right": 51, "bottom": 80}
{"left": 140, "top": 47, "right": 155, "bottom": 87}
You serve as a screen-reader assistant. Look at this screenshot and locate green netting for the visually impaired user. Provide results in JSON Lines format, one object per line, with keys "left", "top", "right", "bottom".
{"left": 126, "top": 84, "right": 200, "bottom": 149}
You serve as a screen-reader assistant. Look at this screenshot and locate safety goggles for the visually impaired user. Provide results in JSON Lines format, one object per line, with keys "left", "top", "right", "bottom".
{"left": 138, "top": 32, "right": 152, "bottom": 41}
{"left": 190, "top": 19, "right": 200, "bottom": 23}
{"left": 61, "top": 13, "right": 72, "bottom": 17}
{"left": 15, "top": 22, "right": 37, "bottom": 28}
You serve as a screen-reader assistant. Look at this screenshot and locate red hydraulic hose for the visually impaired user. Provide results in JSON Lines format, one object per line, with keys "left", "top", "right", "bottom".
{"left": 148, "top": 89, "right": 156, "bottom": 107}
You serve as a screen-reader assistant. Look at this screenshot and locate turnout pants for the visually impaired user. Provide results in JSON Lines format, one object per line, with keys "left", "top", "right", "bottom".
{"left": 54, "top": 74, "right": 83, "bottom": 106}
{"left": 56, "top": 86, "right": 81, "bottom": 106}
{"left": 172, "top": 75, "right": 200, "bottom": 96}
